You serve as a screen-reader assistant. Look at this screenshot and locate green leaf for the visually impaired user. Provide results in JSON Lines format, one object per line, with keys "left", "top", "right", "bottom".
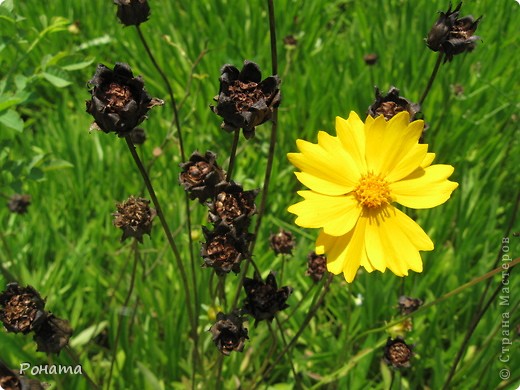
{"left": 42, "top": 68, "right": 72, "bottom": 88}
{"left": 28, "top": 167, "right": 44, "bottom": 181}
{"left": 0, "top": 109, "right": 23, "bottom": 132}
{"left": 61, "top": 58, "right": 94, "bottom": 71}
{"left": 42, "top": 158, "right": 74, "bottom": 171}
{"left": 70, "top": 321, "right": 108, "bottom": 348}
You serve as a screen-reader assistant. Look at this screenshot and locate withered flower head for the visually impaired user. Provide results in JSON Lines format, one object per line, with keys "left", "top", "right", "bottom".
{"left": 7, "top": 194, "right": 31, "bottom": 214}
{"left": 113, "top": 196, "right": 156, "bottom": 243}
{"left": 426, "top": 2, "right": 482, "bottom": 62}
{"left": 0, "top": 361, "right": 20, "bottom": 390}
{"left": 383, "top": 337, "right": 414, "bottom": 368}
{"left": 398, "top": 296, "right": 423, "bottom": 315}
{"left": 306, "top": 251, "right": 328, "bottom": 282}
{"left": 86, "top": 63, "right": 163, "bottom": 136}
{"left": 129, "top": 127, "right": 147, "bottom": 145}
{"left": 269, "top": 229, "right": 296, "bottom": 255}
{"left": 179, "top": 151, "right": 227, "bottom": 203}
{"left": 0, "top": 283, "right": 47, "bottom": 334}
{"left": 209, "top": 311, "right": 249, "bottom": 356}
{"left": 114, "top": 0, "right": 150, "bottom": 26}
{"left": 201, "top": 226, "right": 251, "bottom": 275}
{"left": 283, "top": 35, "right": 298, "bottom": 47}
{"left": 210, "top": 60, "right": 281, "bottom": 139}
{"left": 243, "top": 272, "right": 292, "bottom": 325}
{"left": 208, "top": 182, "right": 258, "bottom": 233}
{"left": 33, "top": 314, "right": 73, "bottom": 354}
{"left": 368, "top": 86, "right": 421, "bottom": 121}
{"left": 363, "top": 53, "right": 378, "bottom": 66}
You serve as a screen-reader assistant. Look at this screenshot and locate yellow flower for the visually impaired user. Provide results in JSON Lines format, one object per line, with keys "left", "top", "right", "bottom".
{"left": 287, "top": 111, "right": 458, "bottom": 282}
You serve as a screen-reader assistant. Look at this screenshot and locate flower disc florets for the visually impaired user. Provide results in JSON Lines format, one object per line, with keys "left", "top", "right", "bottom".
{"left": 86, "top": 63, "right": 163, "bottom": 136}
{"left": 211, "top": 60, "right": 281, "bottom": 139}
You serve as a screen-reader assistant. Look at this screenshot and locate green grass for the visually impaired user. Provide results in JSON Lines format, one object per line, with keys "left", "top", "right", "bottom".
{"left": 0, "top": 0, "right": 519, "bottom": 389}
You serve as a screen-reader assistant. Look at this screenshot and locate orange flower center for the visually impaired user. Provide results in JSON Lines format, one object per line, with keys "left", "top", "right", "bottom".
{"left": 354, "top": 173, "right": 391, "bottom": 209}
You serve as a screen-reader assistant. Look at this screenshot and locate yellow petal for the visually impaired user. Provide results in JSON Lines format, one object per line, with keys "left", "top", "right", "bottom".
{"left": 391, "top": 165, "right": 458, "bottom": 209}
{"left": 392, "top": 207, "right": 434, "bottom": 251}
{"left": 366, "top": 112, "right": 425, "bottom": 176}
{"left": 386, "top": 144, "right": 428, "bottom": 183}
{"left": 421, "top": 152, "right": 435, "bottom": 168}
{"left": 287, "top": 134, "right": 360, "bottom": 195}
{"left": 316, "top": 218, "right": 368, "bottom": 282}
{"left": 287, "top": 192, "right": 361, "bottom": 236}
{"left": 335, "top": 112, "right": 367, "bottom": 174}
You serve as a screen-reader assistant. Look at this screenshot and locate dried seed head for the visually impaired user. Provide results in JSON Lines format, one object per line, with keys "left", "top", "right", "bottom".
{"left": 201, "top": 226, "right": 251, "bottom": 275}
{"left": 306, "top": 252, "right": 328, "bottom": 282}
{"left": 0, "top": 361, "right": 46, "bottom": 390}
{"left": 210, "top": 60, "right": 281, "bottom": 139}
{"left": 269, "top": 229, "right": 296, "bottom": 255}
{"left": 0, "top": 283, "right": 47, "bottom": 334}
{"left": 113, "top": 0, "right": 150, "bottom": 26}
{"left": 426, "top": 2, "right": 482, "bottom": 62}
{"left": 243, "top": 272, "right": 292, "bottom": 325}
{"left": 383, "top": 337, "right": 414, "bottom": 368}
{"left": 398, "top": 296, "right": 423, "bottom": 315}
{"left": 208, "top": 182, "right": 258, "bottom": 234}
{"left": 283, "top": 35, "right": 298, "bottom": 47}
{"left": 86, "top": 63, "right": 163, "bottom": 136}
{"left": 113, "top": 196, "right": 156, "bottom": 243}
{"left": 33, "top": 314, "right": 73, "bottom": 354}
{"left": 209, "top": 311, "right": 249, "bottom": 356}
{"left": 368, "top": 86, "right": 421, "bottom": 121}
{"left": 363, "top": 53, "right": 378, "bottom": 66}
{"left": 179, "top": 151, "right": 227, "bottom": 203}
{"left": 7, "top": 194, "right": 31, "bottom": 214}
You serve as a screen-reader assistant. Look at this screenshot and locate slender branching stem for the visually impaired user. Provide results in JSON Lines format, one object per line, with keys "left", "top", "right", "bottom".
{"left": 419, "top": 52, "right": 444, "bottom": 106}
{"left": 0, "top": 232, "right": 17, "bottom": 282}
{"left": 226, "top": 129, "right": 240, "bottom": 181}
{"left": 229, "top": 0, "right": 280, "bottom": 312}
{"left": 64, "top": 346, "right": 99, "bottom": 390}
{"left": 135, "top": 25, "right": 185, "bottom": 161}
{"left": 259, "top": 274, "right": 333, "bottom": 382}
{"left": 124, "top": 138, "right": 199, "bottom": 348}
{"left": 443, "top": 194, "right": 520, "bottom": 389}
{"left": 134, "top": 26, "right": 200, "bottom": 364}
{"left": 275, "top": 316, "right": 300, "bottom": 387}
{"left": 107, "top": 239, "right": 140, "bottom": 390}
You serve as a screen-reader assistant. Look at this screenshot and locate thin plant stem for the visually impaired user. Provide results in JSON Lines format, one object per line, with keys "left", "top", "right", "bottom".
{"left": 259, "top": 274, "right": 333, "bottom": 383}
{"left": 226, "top": 129, "right": 240, "bottom": 181}
{"left": 0, "top": 233, "right": 17, "bottom": 282}
{"left": 135, "top": 25, "right": 185, "bottom": 161}
{"left": 443, "top": 262, "right": 519, "bottom": 387}
{"left": 275, "top": 316, "right": 300, "bottom": 387}
{"left": 352, "top": 257, "right": 520, "bottom": 343}
{"left": 107, "top": 239, "right": 140, "bottom": 390}
{"left": 124, "top": 137, "right": 199, "bottom": 353}
{"left": 134, "top": 25, "right": 200, "bottom": 351}
{"left": 230, "top": 0, "right": 279, "bottom": 311}
{"left": 64, "top": 346, "right": 99, "bottom": 390}
{"left": 419, "top": 52, "right": 444, "bottom": 106}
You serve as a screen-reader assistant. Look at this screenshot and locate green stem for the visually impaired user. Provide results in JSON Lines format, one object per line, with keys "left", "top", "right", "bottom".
{"left": 419, "top": 52, "right": 444, "bottom": 107}
{"left": 64, "top": 346, "right": 99, "bottom": 390}
{"left": 230, "top": 0, "right": 279, "bottom": 311}
{"left": 134, "top": 26, "right": 200, "bottom": 367}
{"left": 107, "top": 240, "right": 140, "bottom": 390}
{"left": 124, "top": 138, "right": 199, "bottom": 353}
{"left": 275, "top": 316, "right": 300, "bottom": 387}
{"left": 258, "top": 274, "right": 333, "bottom": 383}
